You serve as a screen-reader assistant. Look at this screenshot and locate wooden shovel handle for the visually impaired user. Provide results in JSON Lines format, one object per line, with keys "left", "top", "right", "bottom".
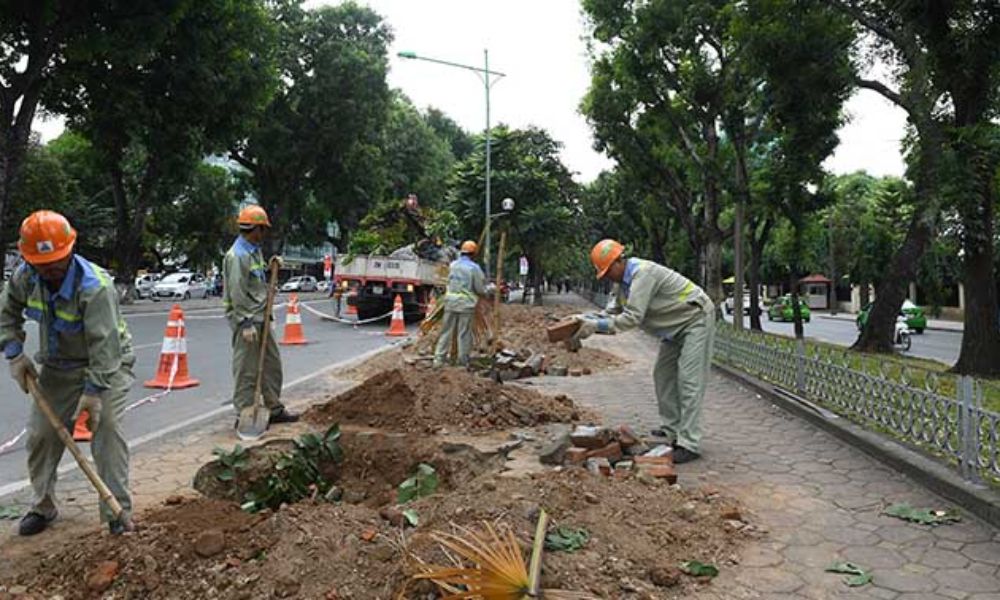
{"left": 26, "top": 376, "right": 124, "bottom": 519}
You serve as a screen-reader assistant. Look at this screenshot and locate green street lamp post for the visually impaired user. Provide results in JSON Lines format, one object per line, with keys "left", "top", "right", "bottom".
{"left": 397, "top": 49, "right": 506, "bottom": 278}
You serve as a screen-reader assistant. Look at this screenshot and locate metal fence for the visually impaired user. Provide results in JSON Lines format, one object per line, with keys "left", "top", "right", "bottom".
{"left": 714, "top": 324, "right": 1000, "bottom": 485}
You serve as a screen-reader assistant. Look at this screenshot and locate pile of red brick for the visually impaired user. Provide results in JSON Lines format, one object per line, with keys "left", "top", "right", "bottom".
{"left": 562, "top": 425, "right": 676, "bottom": 483}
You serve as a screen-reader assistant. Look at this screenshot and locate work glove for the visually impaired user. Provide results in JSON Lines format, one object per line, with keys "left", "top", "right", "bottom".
{"left": 269, "top": 255, "right": 284, "bottom": 269}
{"left": 74, "top": 393, "right": 102, "bottom": 433}
{"left": 8, "top": 353, "right": 38, "bottom": 393}
{"left": 570, "top": 314, "right": 599, "bottom": 341}
{"left": 241, "top": 323, "right": 258, "bottom": 345}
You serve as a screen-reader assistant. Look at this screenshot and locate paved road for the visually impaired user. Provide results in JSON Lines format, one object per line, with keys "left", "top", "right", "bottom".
{"left": 0, "top": 292, "right": 404, "bottom": 489}
{"left": 724, "top": 311, "right": 963, "bottom": 365}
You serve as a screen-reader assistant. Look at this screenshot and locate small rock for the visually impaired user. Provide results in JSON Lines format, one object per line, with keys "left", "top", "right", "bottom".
{"left": 225, "top": 557, "right": 242, "bottom": 569}
{"left": 194, "top": 530, "right": 226, "bottom": 558}
{"left": 548, "top": 365, "right": 569, "bottom": 377}
{"left": 675, "top": 502, "right": 697, "bottom": 521}
{"left": 723, "top": 519, "right": 744, "bottom": 533}
{"left": 538, "top": 434, "right": 572, "bottom": 466}
{"left": 273, "top": 574, "right": 301, "bottom": 598}
{"left": 370, "top": 545, "right": 395, "bottom": 562}
{"left": 649, "top": 566, "right": 682, "bottom": 587}
{"left": 8, "top": 585, "right": 28, "bottom": 595}
{"left": 583, "top": 492, "right": 599, "bottom": 504}
{"left": 164, "top": 495, "right": 185, "bottom": 506}
{"left": 86, "top": 560, "right": 120, "bottom": 593}
{"left": 482, "top": 480, "right": 497, "bottom": 492}
{"left": 720, "top": 507, "right": 742, "bottom": 522}
{"left": 379, "top": 506, "right": 407, "bottom": 528}
{"left": 360, "top": 528, "right": 377, "bottom": 542}
{"left": 569, "top": 369, "right": 583, "bottom": 377}
{"left": 343, "top": 490, "right": 366, "bottom": 504}
{"left": 582, "top": 367, "right": 592, "bottom": 375}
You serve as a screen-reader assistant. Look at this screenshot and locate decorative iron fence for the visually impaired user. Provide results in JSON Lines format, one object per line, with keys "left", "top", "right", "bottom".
{"left": 714, "top": 324, "right": 1000, "bottom": 485}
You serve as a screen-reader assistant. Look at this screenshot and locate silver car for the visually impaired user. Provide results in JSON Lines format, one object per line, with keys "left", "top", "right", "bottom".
{"left": 152, "top": 272, "right": 210, "bottom": 301}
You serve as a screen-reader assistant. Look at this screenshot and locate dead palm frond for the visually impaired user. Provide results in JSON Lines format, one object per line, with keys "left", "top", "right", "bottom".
{"left": 412, "top": 520, "right": 600, "bottom": 600}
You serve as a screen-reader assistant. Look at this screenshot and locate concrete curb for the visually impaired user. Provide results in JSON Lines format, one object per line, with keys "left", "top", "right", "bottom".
{"left": 713, "top": 362, "right": 1000, "bottom": 529}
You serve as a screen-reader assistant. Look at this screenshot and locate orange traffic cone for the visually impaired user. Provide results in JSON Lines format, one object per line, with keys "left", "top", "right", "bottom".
{"left": 144, "top": 304, "right": 200, "bottom": 389}
{"left": 71, "top": 411, "right": 92, "bottom": 442}
{"left": 280, "top": 293, "right": 308, "bottom": 345}
{"left": 386, "top": 294, "right": 407, "bottom": 337}
{"left": 345, "top": 288, "right": 358, "bottom": 316}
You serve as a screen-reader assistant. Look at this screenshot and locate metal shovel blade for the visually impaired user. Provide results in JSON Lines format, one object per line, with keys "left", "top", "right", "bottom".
{"left": 235, "top": 397, "right": 269, "bottom": 441}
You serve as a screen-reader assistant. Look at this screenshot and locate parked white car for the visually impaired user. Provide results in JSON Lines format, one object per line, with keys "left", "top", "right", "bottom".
{"left": 316, "top": 280, "right": 331, "bottom": 293}
{"left": 134, "top": 273, "right": 161, "bottom": 299}
{"left": 725, "top": 291, "right": 764, "bottom": 315}
{"left": 281, "top": 275, "right": 318, "bottom": 293}
{"left": 152, "top": 272, "right": 210, "bottom": 301}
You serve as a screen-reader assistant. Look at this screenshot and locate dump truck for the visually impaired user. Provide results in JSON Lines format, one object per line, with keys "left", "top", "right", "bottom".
{"left": 335, "top": 252, "right": 449, "bottom": 322}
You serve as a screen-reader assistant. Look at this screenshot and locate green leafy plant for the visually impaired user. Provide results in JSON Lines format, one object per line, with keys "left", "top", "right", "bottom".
{"left": 397, "top": 463, "right": 439, "bottom": 504}
{"left": 0, "top": 505, "right": 21, "bottom": 520}
{"left": 826, "top": 562, "right": 872, "bottom": 587}
{"left": 212, "top": 444, "right": 248, "bottom": 482}
{"left": 402, "top": 508, "right": 419, "bottom": 527}
{"left": 884, "top": 503, "right": 961, "bottom": 526}
{"left": 680, "top": 561, "right": 719, "bottom": 578}
{"left": 241, "top": 425, "right": 344, "bottom": 512}
{"left": 544, "top": 526, "right": 590, "bottom": 553}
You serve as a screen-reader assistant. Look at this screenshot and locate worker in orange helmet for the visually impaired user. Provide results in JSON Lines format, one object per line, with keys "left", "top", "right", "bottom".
{"left": 570, "top": 239, "right": 715, "bottom": 464}
{"left": 0, "top": 210, "right": 135, "bottom": 535}
{"left": 434, "top": 240, "right": 487, "bottom": 367}
{"left": 223, "top": 205, "right": 298, "bottom": 431}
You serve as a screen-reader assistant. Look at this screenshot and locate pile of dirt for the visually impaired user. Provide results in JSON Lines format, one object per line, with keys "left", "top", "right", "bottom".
{"left": 412, "top": 301, "right": 624, "bottom": 372}
{"left": 9, "top": 469, "right": 753, "bottom": 599}
{"left": 304, "top": 366, "right": 593, "bottom": 433}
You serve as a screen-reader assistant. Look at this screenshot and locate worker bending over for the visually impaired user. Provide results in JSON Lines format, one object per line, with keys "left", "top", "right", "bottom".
{"left": 572, "top": 239, "right": 715, "bottom": 464}
{"left": 0, "top": 210, "right": 134, "bottom": 535}
{"left": 434, "top": 240, "right": 486, "bottom": 367}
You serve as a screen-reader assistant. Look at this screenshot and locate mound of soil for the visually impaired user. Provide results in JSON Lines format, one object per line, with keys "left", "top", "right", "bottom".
{"left": 304, "top": 366, "right": 590, "bottom": 433}
{"left": 412, "top": 301, "right": 624, "bottom": 373}
{"left": 194, "top": 431, "right": 507, "bottom": 510}
{"left": 10, "top": 470, "right": 752, "bottom": 599}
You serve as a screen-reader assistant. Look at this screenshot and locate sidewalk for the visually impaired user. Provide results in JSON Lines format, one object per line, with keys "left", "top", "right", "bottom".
{"left": 529, "top": 295, "right": 999, "bottom": 599}
{"left": 819, "top": 312, "right": 964, "bottom": 333}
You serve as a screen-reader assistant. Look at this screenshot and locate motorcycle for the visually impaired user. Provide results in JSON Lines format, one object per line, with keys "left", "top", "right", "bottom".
{"left": 894, "top": 314, "right": 912, "bottom": 352}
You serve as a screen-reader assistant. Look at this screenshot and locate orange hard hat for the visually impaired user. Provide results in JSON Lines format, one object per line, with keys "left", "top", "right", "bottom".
{"left": 460, "top": 240, "right": 478, "bottom": 255}
{"left": 18, "top": 210, "right": 77, "bottom": 265}
{"left": 237, "top": 205, "right": 271, "bottom": 229}
{"left": 590, "top": 239, "right": 624, "bottom": 279}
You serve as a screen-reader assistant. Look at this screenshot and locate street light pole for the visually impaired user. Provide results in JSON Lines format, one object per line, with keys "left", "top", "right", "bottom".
{"left": 396, "top": 49, "right": 506, "bottom": 279}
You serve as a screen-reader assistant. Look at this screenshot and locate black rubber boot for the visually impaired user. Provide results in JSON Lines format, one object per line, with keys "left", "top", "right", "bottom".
{"left": 269, "top": 408, "right": 300, "bottom": 424}
{"left": 18, "top": 511, "right": 55, "bottom": 536}
{"left": 672, "top": 447, "right": 701, "bottom": 464}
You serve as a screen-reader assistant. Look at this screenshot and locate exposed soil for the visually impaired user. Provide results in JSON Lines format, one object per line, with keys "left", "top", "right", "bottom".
{"left": 412, "top": 301, "right": 624, "bottom": 373}
{"left": 9, "top": 463, "right": 753, "bottom": 599}
{"left": 304, "top": 365, "right": 595, "bottom": 434}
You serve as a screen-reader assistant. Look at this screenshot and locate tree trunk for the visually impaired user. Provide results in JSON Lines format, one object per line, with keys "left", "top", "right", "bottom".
{"left": 748, "top": 219, "right": 773, "bottom": 331}
{"left": 530, "top": 254, "right": 544, "bottom": 306}
{"left": 702, "top": 120, "right": 724, "bottom": 304}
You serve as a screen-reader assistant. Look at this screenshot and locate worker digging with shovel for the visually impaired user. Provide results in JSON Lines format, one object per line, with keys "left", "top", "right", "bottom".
{"left": 570, "top": 239, "right": 715, "bottom": 464}
{"left": 224, "top": 205, "right": 298, "bottom": 438}
{"left": 0, "top": 210, "right": 135, "bottom": 536}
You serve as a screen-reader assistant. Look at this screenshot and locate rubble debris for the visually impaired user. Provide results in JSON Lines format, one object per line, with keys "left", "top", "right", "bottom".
{"left": 570, "top": 425, "right": 613, "bottom": 449}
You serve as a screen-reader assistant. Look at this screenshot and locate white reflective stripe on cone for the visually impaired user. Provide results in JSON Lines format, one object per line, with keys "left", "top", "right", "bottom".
{"left": 160, "top": 337, "right": 188, "bottom": 353}
{"left": 286, "top": 313, "right": 302, "bottom": 324}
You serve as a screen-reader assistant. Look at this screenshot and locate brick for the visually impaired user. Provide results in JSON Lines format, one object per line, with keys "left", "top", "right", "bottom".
{"left": 614, "top": 460, "right": 634, "bottom": 479}
{"left": 586, "top": 441, "right": 623, "bottom": 463}
{"left": 570, "top": 425, "right": 613, "bottom": 449}
{"left": 638, "top": 464, "right": 677, "bottom": 483}
{"left": 565, "top": 447, "right": 589, "bottom": 465}
{"left": 616, "top": 425, "right": 641, "bottom": 448}
{"left": 569, "top": 369, "right": 583, "bottom": 377}
{"left": 86, "top": 561, "right": 120, "bottom": 593}
{"left": 634, "top": 455, "right": 673, "bottom": 466}
{"left": 547, "top": 318, "right": 581, "bottom": 342}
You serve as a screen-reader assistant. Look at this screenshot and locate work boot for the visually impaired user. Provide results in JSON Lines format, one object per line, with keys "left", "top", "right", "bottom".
{"left": 649, "top": 429, "right": 675, "bottom": 445}
{"left": 672, "top": 447, "right": 701, "bottom": 464}
{"left": 269, "top": 408, "right": 299, "bottom": 425}
{"left": 18, "top": 511, "right": 56, "bottom": 536}
{"left": 109, "top": 518, "right": 135, "bottom": 536}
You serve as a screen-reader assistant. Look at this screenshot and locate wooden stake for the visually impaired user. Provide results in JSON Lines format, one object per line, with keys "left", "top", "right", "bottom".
{"left": 526, "top": 507, "right": 548, "bottom": 597}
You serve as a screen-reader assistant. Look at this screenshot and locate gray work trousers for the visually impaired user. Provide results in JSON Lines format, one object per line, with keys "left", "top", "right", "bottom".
{"left": 434, "top": 310, "right": 474, "bottom": 366}
{"left": 27, "top": 363, "right": 134, "bottom": 523}
{"left": 231, "top": 323, "right": 285, "bottom": 414}
{"left": 653, "top": 313, "right": 715, "bottom": 453}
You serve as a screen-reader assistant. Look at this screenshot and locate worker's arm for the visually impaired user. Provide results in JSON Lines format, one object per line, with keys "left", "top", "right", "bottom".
{"left": 604, "top": 269, "right": 658, "bottom": 333}
{"left": 223, "top": 250, "right": 258, "bottom": 327}
{"left": 82, "top": 284, "right": 124, "bottom": 391}
{"left": 0, "top": 268, "right": 29, "bottom": 358}
{"left": 471, "top": 265, "right": 487, "bottom": 297}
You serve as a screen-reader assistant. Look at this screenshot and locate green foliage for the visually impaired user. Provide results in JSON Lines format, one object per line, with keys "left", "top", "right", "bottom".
{"left": 544, "top": 526, "right": 590, "bottom": 553}
{"left": 397, "top": 463, "right": 439, "bottom": 504}
{"left": 425, "top": 107, "right": 475, "bottom": 161}
{"left": 0, "top": 505, "right": 21, "bottom": 520}
{"left": 446, "top": 126, "right": 578, "bottom": 291}
{"left": 680, "top": 560, "right": 719, "bottom": 578}
{"left": 212, "top": 444, "right": 249, "bottom": 483}
{"left": 242, "top": 425, "right": 344, "bottom": 512}
{"left": 383, "top": 93, "right": 456, "bottom": 204}
{"left": 825, "top": 562, "right": 872, "bottom": 587}
{"left": 883, "top": 503, "right": 961, "bottom": 526}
